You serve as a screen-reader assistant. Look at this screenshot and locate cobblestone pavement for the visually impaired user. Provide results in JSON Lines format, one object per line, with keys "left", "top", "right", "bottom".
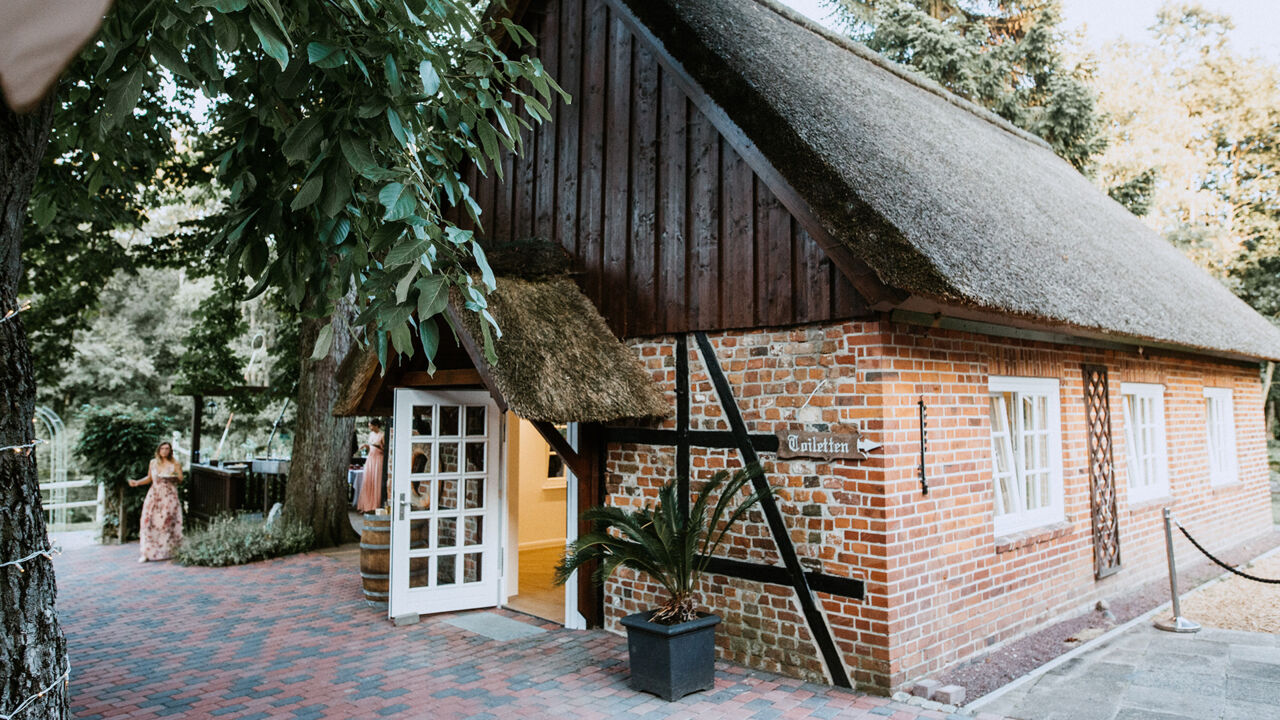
{"left": 972, "top": 622, "right": 1280, "bottom": 720}
{"left": 57, "top": 541, "right": 1010, "bottom": 720}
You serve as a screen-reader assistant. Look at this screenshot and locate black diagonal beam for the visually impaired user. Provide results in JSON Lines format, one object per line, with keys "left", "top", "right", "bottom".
{"left": 693, "top": 332, "right": 852, "bottom": 688}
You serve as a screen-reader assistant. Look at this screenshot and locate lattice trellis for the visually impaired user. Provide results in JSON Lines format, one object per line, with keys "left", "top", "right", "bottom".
{"left": 1083, "top": 365, "right": 1122, "bottom": 578}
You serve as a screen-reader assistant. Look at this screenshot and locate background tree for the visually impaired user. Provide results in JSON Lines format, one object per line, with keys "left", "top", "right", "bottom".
{"left": 1, "top": 1, "right": 555, "bottom": 716}
{"left": 1091, "top": 4, "right": 1280, "bottom": 275}
{"left": 1086, "top": 3, "right": 1280, "bottom": 426}
{"left": 827, "top": 0, "right": 1108, "bottom": 170}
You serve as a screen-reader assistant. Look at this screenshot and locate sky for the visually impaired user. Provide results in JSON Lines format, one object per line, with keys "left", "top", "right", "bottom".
{"left": 778, "top": 0, "right": 1280, "bottom": 63}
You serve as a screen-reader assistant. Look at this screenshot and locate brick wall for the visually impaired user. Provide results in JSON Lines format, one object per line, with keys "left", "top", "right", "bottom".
{"left": 601, "top": 319, "right": 1273, "bottom": 693}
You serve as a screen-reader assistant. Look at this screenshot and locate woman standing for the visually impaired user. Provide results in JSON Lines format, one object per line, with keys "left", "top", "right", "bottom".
{"left": 356, "top": 419, "right": 386, "bottom": 512}
{"left": 129, "top": 442, "right": 183, "bottom": 562}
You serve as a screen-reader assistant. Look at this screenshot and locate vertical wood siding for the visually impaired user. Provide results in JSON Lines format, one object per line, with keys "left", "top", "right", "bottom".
{"left": 449, "top": 0, "right": 870, "bottom": 338}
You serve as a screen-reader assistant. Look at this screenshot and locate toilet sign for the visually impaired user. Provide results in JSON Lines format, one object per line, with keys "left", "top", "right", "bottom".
{"left": 775, "top": 428, "right": 874, "bottom": 461}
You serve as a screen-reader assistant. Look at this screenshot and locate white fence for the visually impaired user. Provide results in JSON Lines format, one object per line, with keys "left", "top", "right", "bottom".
{"left": 42, "top": 477, "right": 104, "bottom": 529}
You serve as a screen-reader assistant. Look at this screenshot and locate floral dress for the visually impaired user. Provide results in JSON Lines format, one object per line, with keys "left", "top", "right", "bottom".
{"left": 140, "top": 459, "right": 183, "bottom": 561}
{"left": 356, "top": 430, "right": 385, "bottom": 512}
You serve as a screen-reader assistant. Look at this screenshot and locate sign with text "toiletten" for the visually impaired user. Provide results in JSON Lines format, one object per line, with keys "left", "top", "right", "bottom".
{"left": 775, "top": 429, "right": 867, "bottom": 461}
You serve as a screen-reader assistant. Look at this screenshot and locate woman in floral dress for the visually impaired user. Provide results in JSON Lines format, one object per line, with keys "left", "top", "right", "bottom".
{"left": 356, "top": 419, "right": 386, "bottom": 512}
{"left": 129, "top": 442, "right": 183, "bottom": 562}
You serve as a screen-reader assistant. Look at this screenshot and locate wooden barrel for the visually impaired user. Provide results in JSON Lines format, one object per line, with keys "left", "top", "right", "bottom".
{"left": 360, "top": 513, "right": 390, "bottom": 608}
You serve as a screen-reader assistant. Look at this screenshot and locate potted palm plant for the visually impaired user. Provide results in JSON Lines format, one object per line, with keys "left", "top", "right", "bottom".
{"left": 555, "top": 466, "right": 768, "bottom": 701}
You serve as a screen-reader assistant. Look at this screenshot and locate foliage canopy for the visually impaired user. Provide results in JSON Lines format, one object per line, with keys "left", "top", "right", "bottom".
{"left": 828, "top": 0, "right": 1108, "bottom": 171}
{"left": 24, "top": 0, "right": 562, "bottom": 381}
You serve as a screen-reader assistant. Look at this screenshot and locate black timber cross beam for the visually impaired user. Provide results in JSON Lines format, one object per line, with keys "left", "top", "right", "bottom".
{"left": 692, "top": 332, "right": 853, "bottom": 688}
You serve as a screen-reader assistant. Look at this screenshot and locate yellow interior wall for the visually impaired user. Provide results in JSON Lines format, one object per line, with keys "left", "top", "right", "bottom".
{"left": 506, "top": 416, "right": 567, "bottom": 550}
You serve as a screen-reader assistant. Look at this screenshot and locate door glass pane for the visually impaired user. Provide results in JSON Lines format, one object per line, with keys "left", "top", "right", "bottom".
{"left": 411, "top": 406, "right": 433, "bottom": 437}
{"left": 463, "top": 478, "right": 484, "bottom": 509}
{"left": 463, "top": 552, "right": 483, "bottom": 583}
{"left": 410, "top": 443, "right": 432, "bottom": 474}
{"left": 465, "top": 406, "right": 486, "bottom": 436}
{"left": 439, "top": 443, "right": 459, "bottom": 474}
{"left": 409, "top": 518, "right": 430, "bottom": 550}
{"left": 438, "top": 478, "right": 458, "bottom": 510}
{"left": 464, "top": 442, "right": 485, "bottom": 472}
{"left": 440, "top": 406, "right": 460, "bottom": 436}
{"left": 463, "top": 515, "right": 483, "bottom": 546}
{"left": 437, "top": 516, "right": 458, "bottom": 547}
{"left": 409, "top": 556, "right": 430, "bottom": 589}
{"left": 409, "top": 479, "right": 432, "bottom": 510}
{"left": 437, "top": 554, "right": 457, "bottom": 586}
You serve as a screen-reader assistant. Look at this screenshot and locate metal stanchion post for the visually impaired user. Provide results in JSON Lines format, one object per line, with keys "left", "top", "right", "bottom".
{"left": 1154, "top": 507, "right": 1201, "bottom": 633}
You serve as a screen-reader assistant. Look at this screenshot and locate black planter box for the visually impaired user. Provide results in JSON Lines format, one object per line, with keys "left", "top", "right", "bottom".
{"left": 619, "top": 610, "right": 721, "bottom": 701}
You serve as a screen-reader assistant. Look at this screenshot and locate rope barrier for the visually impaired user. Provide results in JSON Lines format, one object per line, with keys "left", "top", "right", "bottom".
{"left": 1174, "top": 520, "right": 1280, "bottom": 585}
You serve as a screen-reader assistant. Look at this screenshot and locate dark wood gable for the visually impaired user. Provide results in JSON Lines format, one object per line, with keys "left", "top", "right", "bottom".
{"left": 445, "top": 0, "right": 872, "bottom": 339}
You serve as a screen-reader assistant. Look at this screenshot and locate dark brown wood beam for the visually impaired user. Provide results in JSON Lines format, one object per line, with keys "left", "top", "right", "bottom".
{"left": 530, "top": 419, "right": 592, "bottom": 482}
{"left": 399, "top": 369, "right": 483, "bottom": 388}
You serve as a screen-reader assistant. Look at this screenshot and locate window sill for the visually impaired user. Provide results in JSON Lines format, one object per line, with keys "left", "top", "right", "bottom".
{"left": 1127, "top": 494, "right": 1173, "bottom": 511}
{"left": 1210, "top": 480, "right": 1243, "bottom": 493}
{"left": 995, "top": 521, "right": 1073, "bottom": 554}
{"left": 541, "top": 479, "right": 568, "bottom": 491}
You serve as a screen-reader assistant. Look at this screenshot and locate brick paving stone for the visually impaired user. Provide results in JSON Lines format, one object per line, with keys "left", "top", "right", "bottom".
{"left": 57, "top": 542, "right": 1015, "bottom": 719}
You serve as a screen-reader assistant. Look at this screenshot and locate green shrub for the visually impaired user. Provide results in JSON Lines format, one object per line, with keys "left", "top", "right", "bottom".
{"left": 75, "top": 406, "right": 172, "bottom": 542}
{"left": 174, "top": 514, "right": 314, "bottom": 567}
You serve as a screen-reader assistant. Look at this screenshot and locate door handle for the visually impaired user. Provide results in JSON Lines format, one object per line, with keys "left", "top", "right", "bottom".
{"left": 398, "top": 492, "right": 407, "bottom": 521}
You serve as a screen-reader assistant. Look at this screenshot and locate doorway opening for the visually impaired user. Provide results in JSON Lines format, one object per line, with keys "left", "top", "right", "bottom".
{"left": 503, "top": 417, "right": 574, "bottom": 625}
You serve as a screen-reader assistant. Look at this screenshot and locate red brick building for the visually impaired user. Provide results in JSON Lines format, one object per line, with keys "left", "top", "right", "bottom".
{"left": 341, "top": 0, "right": 1280, "bottom": 696}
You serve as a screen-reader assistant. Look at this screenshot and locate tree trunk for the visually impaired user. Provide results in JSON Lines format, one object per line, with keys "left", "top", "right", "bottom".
{"left": 283, "top": 295, "right": 358, "bottom": 548}
{"left": 1, "top": 96, "right": 69, "bottom": 718}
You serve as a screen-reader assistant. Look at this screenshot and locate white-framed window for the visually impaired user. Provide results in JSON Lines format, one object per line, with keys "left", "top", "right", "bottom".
{"left": 1121, "top": 383, "right": 1169, "bottom": 503}
{"left": 1203, "top": 387, "right": 1238, "bottom": 485}
{"left": 988, "top": 376, "right": 1064, "bottom": 536}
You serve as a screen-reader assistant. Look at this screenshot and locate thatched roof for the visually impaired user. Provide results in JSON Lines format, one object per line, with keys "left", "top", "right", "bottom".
{"left": 333, "top": 271, "right": 669, "bottom": 423}
{"left": 450, "top": 275, "right": 669, "bottom": 423}
{"left": 614, "top": 0, "right": 1280, "bottom": 361}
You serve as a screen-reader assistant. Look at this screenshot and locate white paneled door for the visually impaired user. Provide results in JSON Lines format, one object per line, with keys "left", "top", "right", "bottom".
{"left": 389, "top": 389, "right": 502, "bottom": 618}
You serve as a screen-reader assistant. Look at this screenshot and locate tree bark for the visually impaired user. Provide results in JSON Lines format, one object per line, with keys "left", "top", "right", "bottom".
{"left": 1, "top": 95, "right": 69, "bottom": 718}
{"left": 283, "top": 294, "right": 358, "bottom": 548}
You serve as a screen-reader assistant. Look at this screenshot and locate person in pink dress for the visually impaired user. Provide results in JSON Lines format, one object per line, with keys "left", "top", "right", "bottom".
{"left": 129, "top": 442, "right": 183, "bottom": 562}
{"left": 356, "top": 419, "right": 386, "bottom": 512}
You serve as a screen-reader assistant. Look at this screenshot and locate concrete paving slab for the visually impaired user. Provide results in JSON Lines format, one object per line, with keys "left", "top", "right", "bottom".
{"left": 1227, "top": 643, "right": 1280, "bottom": 664}
{"left": 1118, "top": 685, "right": 1227, "bottom": 719}
{"left": 1224, "top": 674, "right": 1280, "bottom": 705}
{"left": 971, "top": 624, "right": 1279, "bottom": 720}
{"left": 1223, "top": 699, "right": 1280, "bottom": 720}
{"left": 1229, "top": 657, "right": 1280, "bottom": 682}
{"left": 1128, "top": 668, "right": 1226, "bottom": 695}
{"left": 1111, "top": 709, "right": 1200, "bottom": 720}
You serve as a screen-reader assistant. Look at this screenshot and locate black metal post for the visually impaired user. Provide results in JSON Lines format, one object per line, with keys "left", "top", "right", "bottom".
{"left": 191, "top": 394, "right": 203, "bottom": 465}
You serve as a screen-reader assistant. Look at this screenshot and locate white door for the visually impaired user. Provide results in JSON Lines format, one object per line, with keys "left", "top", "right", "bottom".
{"left": 561, "top": 423, "right": 586, "bottom": 630}
{"left": 390, "top": 388, "right": 502, "bottom": 618}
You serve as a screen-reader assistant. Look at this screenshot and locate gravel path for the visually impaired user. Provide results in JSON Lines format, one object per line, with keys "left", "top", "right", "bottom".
{"left": 1181, "top": 549, "right": 1280, "bottom": 634}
